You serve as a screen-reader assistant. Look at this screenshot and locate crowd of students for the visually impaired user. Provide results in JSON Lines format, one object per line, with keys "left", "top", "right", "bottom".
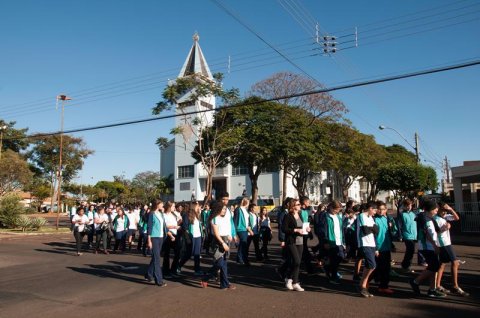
{"left": 69, "top": 193, "right": 469, "bottom": 297}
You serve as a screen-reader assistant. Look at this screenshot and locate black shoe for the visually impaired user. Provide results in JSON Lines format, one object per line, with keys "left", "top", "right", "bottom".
{"left": 155, "top": 282, "right": 167, "bottom": 287}
{"left": 409, "top": 278, "right": 420, "bottom": 295}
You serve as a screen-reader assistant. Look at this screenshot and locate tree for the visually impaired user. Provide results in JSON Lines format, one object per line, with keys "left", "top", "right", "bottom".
{"left": 131, "top": 171, "right": 163, "bottom": 203}
{"left": 94, "top": 181, "right": 126, "bottom": 203}
{"left": 0, "top": 119, "right": 29, "bottom": 153}
{"left": 323, "top": 123, "right": 379, "bottom": 202}
{"left": 152, "top": 72, "right": 239, "bottom": 201}
{"left": 0, "top": 150, "right": 33, "bottom": 197}
{"left": 377, "top": 163, "right": 438, "bottom": 207}
{"left": 250, "top": 71, "right": 348, "bottom": 120}
{"left": 29, "top": 135, "right": 93, "bottom": 184}
{"left": 215, "top": 97, "right": 286, "bottom": 203}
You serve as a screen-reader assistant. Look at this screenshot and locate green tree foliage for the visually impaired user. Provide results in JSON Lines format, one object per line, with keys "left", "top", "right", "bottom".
{"left": 0, "top": 150, "right": 33, "bottom": 197}
{"left": 0, "top": 194, "right": 25, "bottom": 228}
{"left": 377, "top": 163, "right": 438, "bottom": 205}
{"left": 94, "top": 181, "right": 126, "bottom": 203}
{"left": 323, "top": 123, "right": 380, "bottom": 201}
{"left": 131, "top": 171, "right": 164, "bottom": 203}
{"left": 0, "top": 119, "right": 29, "bottom": 153}
{"left": 29, "top": 135, "right": 93, "bottom": 183}
{"left": 214, "top": 97, "right": 285, "bottom": 202}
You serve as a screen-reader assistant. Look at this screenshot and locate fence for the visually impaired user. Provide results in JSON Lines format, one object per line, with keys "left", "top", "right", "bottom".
{"left": 455, "top": 201, "right": 480, "bottom": 233}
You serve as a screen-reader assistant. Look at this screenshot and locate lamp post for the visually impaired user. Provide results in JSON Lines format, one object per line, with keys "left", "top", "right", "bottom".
{"left": 56, "top": 94, "right": 72, "bottom": 230}
{"left": 0, "top": 125, "right": 7, "bottom": 161}
{"left": 379, "top": 125, "right": 420, "bottom": 163}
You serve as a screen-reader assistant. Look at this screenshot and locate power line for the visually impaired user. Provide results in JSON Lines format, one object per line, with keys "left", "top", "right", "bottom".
{"left": 6, "top": 58, "right": 479, "bottom": 141}
{"left": 210, "top": 0, "right": 321, "bottom": 85}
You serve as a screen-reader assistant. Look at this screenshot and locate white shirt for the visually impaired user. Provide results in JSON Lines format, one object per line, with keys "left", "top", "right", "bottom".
{"left": 357, "top": 212, "right": 376, "bottom": 247}
{"left": 192, "top": 218, "right": 202, "bottom": 238}
{"left": 435, "top": 215, "right": 453, "bottom": 247}
{"left": 329, "top": 213, "right": 342, "bottom": 246}
{"left": 419, "top": 217, "right": 439, "bottom": 251}
{"left": 86, "top": 211, "right": 95, "bottom": 225}
{"left": 164, "top": 212, "right": 178, "bottom": 235}
{"left": 250, "top": 213, "right": 259, "bottom": 234}
{"left": 115, "top": 216, "right": 127, "bottom": 232}
{"left": 126, "top": 212, "right": 138, "bottom": 230}
{"left": 218, "top": 208, "right": 233, "bottom": 237}
{"left": 72, "top": 215, "right": 89, "bottom": 232}
{"left": 94, "top": 213, "right": 109, "bottom": 230}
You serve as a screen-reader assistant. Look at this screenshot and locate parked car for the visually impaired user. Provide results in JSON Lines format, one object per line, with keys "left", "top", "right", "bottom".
{"left": 268, "top": 206, "right": 282, "bottom": 223}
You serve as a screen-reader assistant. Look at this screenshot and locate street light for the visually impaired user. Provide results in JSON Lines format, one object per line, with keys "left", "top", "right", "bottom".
{"left": 56, "top": 94, "right": 72, "bottom": 230}
{"left": 0, "top": 125, "right": 7, "bottom": 161}
{"left": 379, "top": 125, "right": 420, "bottom": 163}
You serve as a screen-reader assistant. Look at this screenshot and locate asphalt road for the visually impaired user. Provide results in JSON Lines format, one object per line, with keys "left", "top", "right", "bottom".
{"left": 0, "top": 227, "right": 479, "bottom": 318}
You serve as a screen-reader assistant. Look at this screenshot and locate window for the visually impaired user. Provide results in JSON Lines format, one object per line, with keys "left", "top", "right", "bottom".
{"left": 260, "top": 167, "right": 277, "bottom": 174}
{"left": 180, "top": 182, "right": 191, "bottom": 191}
{"left": 232, "top": 165, "right": 248, "bottom": 176}
{"left": 178, "top": 165, "right": 194, "bottom": 179}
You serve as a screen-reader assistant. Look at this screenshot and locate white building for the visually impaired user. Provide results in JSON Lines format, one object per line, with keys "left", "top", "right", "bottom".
{"left": 161, "top": 34, "right": 362, "bottom": 204}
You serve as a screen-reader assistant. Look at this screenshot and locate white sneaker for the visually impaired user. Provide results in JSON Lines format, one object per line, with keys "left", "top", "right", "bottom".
{"left": 285, "top": 279, "right": 293, "bottom": 290}
{"left": 292, "top": 283, "right": 304, "bottom": 292}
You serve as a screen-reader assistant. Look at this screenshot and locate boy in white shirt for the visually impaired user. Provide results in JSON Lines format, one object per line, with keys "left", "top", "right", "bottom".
{"left": 435, "top": 203, "right": 469, "bottom": 296}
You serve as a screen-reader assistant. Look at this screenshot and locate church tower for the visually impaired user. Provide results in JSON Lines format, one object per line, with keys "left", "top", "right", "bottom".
{"left": 173, "top": 33, "right": 215, "bottom": 201}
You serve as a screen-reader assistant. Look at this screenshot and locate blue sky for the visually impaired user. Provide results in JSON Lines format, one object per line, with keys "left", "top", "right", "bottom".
{"left": 0, "top": 0, "right": 479, "bottom": 185}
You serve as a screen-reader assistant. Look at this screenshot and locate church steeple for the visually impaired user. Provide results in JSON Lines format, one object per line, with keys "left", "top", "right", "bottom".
{"left": 178, "top": 33, "right": 213, "bottom": 79}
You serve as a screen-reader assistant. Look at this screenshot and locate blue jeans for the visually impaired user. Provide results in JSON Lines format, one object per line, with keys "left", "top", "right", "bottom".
{"left": 203, "top": 253, "right": 230, "bottom": 289}
{"left": 147, "top": 237, "right": 164, "bottom": 284}
{"left": 236, "top": 231, "right": 249, "bottom": 264}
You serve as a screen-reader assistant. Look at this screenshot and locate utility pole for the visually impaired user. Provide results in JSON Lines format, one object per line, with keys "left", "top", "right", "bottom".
{"left": 55, "top": 94, "right": 71, "bottom": 230}
{"left": 414, "top": 132, "right": 420, "bottom": 164}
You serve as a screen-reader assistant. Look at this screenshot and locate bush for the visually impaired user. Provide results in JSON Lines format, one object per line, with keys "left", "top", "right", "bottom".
{"left": 24, "top": 207, "right": 38, "bottom": 214}
{"left": 0, "top": 194, "right": 25, "bottom": 228}
{"left": 30, "top": 217, "right": 47, "bottom": 230}
{"left": 16, "top": 215, "right": 31, "bottom": 232}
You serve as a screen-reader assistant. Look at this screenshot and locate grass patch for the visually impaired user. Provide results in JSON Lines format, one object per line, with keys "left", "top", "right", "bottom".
{"left": 0, "top": 227, "right": 71, "bottom": 234}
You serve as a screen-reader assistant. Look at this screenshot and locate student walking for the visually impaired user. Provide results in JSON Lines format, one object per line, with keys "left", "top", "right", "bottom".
{"left": 372, "top": 201, "right": 397, "bottom": 295}
{"left": 178, "top": 201, "right": 204, "bottom": 275}
{"left": 71, "top": 207, "right": 89, "bottom": 256}
{"left": 356, "top": 201, "right": 379, "bottom": 298}
{"left": 162, "top": 201, "right": 181, "bottom": 277}
{"left": 113, "top": 208, "right": 129, "bottom": 253}
{"left": 282, "top": 198, "right": 306, "bottom": 292}
{"left": 259, "top": 206, "right": 272, "bottom": 260}
{"left": 319, "top": 200, "right": 345, "bottom": 285}
{"left": 201, "top": 201, "right": 236, "bottom": 290}
{"left": 409, "top": 200, "right": 446, "bottom": 298}
{"left": 94, "top": 207, "right": 110, "bottom": 254}
{"left": 145, "top": 200, "right": 168, "bottom": 287}
{"left": 247, "top": 203, "right": 262, "bottom": 261}
{"left": 234, "top": 197, "right": 251, "bottom": 266}
{"left": 435, "top": 203, "right": 469, "bottom": 296}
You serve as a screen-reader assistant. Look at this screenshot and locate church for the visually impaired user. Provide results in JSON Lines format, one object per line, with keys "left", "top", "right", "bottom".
{"left": 160, "top": 34, "right": 361, "bottom": 204}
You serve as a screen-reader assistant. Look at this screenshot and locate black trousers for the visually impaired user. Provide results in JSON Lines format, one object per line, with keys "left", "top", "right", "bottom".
{"left": 74, "top": 230, "right": 86, "bottom": 253}
{"left": 286, "top": 244, "right": 303, "bottom": 284}
{"left": 325, "top": 245, "right": 345, "bottom": 280}
{"left": 373, "top": 251, "right": 391, "bottom": 289}
{"left": 95, "top": 230, "right": 107, "bottom": 251}
{"left": 302, "top": 235, "right": 313, "bottom": 273}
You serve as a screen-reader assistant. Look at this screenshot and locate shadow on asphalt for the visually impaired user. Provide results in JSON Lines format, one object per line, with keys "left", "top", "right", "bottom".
{"left": 38, "top": 240, "right": 478, "bottom": 304}
{"left": 398, "top": 302, "right": 479, "bottom": 318}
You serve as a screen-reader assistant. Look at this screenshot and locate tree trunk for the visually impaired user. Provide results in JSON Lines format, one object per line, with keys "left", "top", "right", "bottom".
{"left": 282, "top": 164, "right": 288, "bottom": 202}
{"left": 248, "top": 166, "right": 261, "bottom": 204}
